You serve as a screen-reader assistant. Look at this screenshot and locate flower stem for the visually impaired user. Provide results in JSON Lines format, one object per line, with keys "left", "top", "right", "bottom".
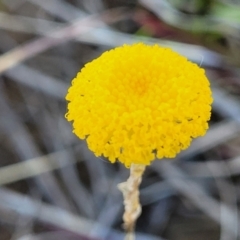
{"left": 118, "top": 163, "right": 146, "bottom": 240}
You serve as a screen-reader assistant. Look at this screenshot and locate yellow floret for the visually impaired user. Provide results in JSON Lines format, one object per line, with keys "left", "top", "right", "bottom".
{"left": 66, "top": 43, "right": 213, "bottom": 167}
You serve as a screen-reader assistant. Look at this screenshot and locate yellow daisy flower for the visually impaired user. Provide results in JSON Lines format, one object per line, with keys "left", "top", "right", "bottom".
{"left": 65, "top": 43, "right": 213, "bottom": 167}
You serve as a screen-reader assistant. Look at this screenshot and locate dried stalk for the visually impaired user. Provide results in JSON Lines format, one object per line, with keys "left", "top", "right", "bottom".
{"left": 118, "top": 164, "right": 146, "bottom": 240}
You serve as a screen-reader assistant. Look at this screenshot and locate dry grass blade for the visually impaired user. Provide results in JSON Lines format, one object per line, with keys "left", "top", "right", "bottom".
{"left": 0, "top": 13, "right": 222, "bottom": 69}
{"left": 154, "top": 161, "right": 240, "bottom": 237}
{"left": 26, "top": 0, "right": 86, "bottom": 21}
{"left": 213, "top": 86, "right": 240, "bottom": 122}
{"left": 183, "top": 155, "right": 240, "bottom": 177}
{"left": 0, "top": 188, "right": 161, "bottom": 240}
{"left": 206, "top": 161, "right": 239, "bottom": 240}
{"left": 139, "top": 0, "right": 240, "bottom": 34}
{"left": 0, "top": 11, "right": 61, "bottom": 34}
{"left": 0, "top": 8, "right": 130, "bottom": 74}
{"left": 0, "top": 188, "right": 98, "bottom": 236}
{"left": 0, "top": 86, "right": 72, "bottom": 211}
{"left": 0, "top": 150, "right": 76, "bottom": 186}
{"left": 6, "top": 64, "right": 68, "bottom": 99}
{"left": 179, "top": 120, "right": 240, "bottom": 158}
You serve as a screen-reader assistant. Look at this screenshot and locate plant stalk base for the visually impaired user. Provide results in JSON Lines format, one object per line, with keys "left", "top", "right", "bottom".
{"left": 118, "top": 163, "right": 146, "bottom": 240}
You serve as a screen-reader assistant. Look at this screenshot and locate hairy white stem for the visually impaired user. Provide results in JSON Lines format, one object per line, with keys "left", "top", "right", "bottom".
{"left": 118, "top": 164, "right": 146, "bottom": 240}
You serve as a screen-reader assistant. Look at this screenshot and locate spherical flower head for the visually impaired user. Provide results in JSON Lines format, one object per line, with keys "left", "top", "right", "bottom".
{"left": 65, "top": 43, "right": 213, "bottom": 167}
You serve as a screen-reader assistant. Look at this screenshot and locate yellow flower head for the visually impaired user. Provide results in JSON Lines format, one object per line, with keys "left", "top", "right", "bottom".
{"left": 66, "top": 43, "right": 212, "bottom": 167}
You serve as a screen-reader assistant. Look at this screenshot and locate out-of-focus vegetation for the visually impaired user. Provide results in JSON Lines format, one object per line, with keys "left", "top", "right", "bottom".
{"left": 0, "top": 0, "right": 240, "bottom": 240}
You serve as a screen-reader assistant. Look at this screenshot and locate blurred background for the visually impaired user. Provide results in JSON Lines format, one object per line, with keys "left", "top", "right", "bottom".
{"left": 0, "top": 0, "right": 240, "bottom": 239}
